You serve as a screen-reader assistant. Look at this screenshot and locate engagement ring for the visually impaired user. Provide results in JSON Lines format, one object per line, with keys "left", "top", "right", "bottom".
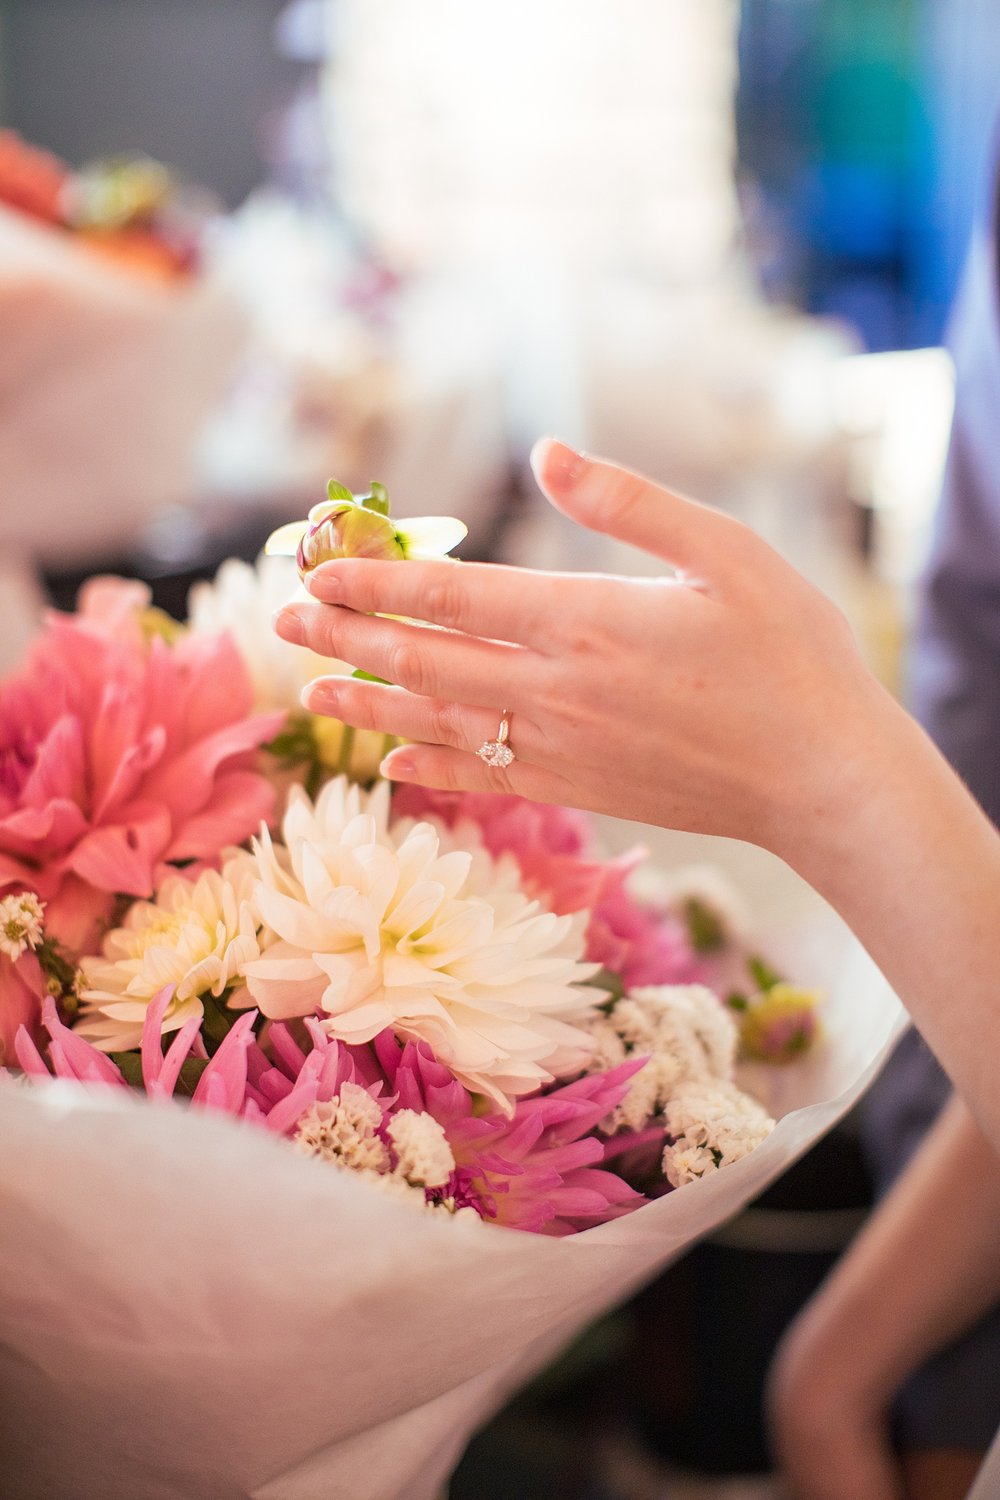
{"left": 477, "top": 710, "right": 515, "bottom": 769}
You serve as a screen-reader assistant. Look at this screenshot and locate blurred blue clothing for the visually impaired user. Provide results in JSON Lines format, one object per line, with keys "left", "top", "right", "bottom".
{"left": 910, "top": 183, "right": 1000, "bottom": 818}
{"left": 861, "top": 154, "right": 1000, "bottom": 1452}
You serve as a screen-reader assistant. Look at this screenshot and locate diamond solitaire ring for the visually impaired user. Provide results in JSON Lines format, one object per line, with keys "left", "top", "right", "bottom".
{"left": 477, "top": 710, "right": 515, "bottom": 769}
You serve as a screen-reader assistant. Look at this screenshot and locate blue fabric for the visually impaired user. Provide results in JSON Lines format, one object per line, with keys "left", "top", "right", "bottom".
{"left": 859, "top": 150, "right": 1000, "bottom": 1452}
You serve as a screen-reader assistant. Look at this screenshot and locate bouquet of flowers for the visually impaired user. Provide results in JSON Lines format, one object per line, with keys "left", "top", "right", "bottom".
{"left": 0, "top": 487, "right": 904, "bottom": 1499}
{"left": 0, "top": 132, "right": 244, "bottom": 558}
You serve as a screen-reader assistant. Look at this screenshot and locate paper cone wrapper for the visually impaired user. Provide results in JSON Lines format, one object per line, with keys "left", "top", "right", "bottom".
{"left": 0, "top": 895, "right": 904, "bottom": 1499}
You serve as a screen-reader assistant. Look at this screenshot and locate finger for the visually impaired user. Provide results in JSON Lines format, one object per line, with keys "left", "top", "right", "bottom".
{"left": 529, "top": 437, "right": 748, "bottom": 580}
{"left": 275, "top": 602, "right": 532, "bottom": 710}
{"left": 305, "top": 557, "right": 585, "bottom": 651}
{"left": 379, "top": 740, "right": 578, "bottom": 804}
{"left": 302, "top": 676, "right": 548, "bottom": 762}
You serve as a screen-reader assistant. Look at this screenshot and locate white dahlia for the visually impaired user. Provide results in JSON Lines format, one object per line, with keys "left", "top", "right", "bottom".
{"left": 187, "top": 553, "right": 384, "bottom": 779}
{"left": 240, "top": 778, "right": 600, "bottom": 1107}
{"left": 76, "top": 856, "right": 262, "bottom": 1052}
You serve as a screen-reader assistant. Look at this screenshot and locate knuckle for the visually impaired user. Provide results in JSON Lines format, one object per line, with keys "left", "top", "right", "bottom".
{"left": 386, "top": 640, "right": 430, "bottom": 696}
{"left": 602, "top": 469, "right": 649, "bottom": 530}
{"left": 423, "top": 576, "right": 466, "bottom": 631}
{"left": 427, "top": 698, "right": 462, "bottom": 747}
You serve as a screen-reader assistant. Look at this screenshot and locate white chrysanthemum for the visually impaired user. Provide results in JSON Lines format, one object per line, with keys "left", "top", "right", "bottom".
{"left": 76, "top": 856, "right": 262, "bottom": 1052}
{"left": 292, "top": 1084, "right": 390, "bottom": 1171}
{"left": 0, "top": 891, "right": 44, "bottom": 960}
{"left": 387, "top": 1109, "right": 455, "bottom": 1188}
{"left": 188, "top": 554, "right": 321, "bottom": 713}
{"left": 662, "top": 1078, "right": 774, "bottom": 1187}
{"left": 588, "top": 984, "right": 740, "bottom": 1133}
{"left": 240, "top": 777, "right": 599, "bottom": 1108}
{"left": 188, "top": 554, "right": 384, "bottom": 779}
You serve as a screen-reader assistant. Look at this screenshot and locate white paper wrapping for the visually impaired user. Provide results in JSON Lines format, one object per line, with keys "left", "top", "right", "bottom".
{"left": 0, "top": 900, "right": 904, "bottom": 1500}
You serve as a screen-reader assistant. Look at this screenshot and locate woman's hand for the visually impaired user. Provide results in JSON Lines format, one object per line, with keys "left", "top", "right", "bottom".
{"left": 275, "top": 439, "right": 1000, "bottom": 1147}
{"left": 275, "top": 439, "right": 896, "bottom": 867}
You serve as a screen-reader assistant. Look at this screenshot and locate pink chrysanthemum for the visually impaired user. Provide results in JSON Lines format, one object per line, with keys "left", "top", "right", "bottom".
{"left": 393, "top": 786, "right": 701, "bottom": 992}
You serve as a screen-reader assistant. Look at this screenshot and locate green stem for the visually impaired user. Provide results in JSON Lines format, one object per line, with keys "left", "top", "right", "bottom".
{"left": 338, "top": 723, "right": 356, "bottom": 779}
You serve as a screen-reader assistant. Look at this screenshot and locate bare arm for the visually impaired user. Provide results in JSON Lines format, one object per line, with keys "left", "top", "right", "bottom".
{"left": 768, "top": 1095, "right": 1000, "bottom": 1499}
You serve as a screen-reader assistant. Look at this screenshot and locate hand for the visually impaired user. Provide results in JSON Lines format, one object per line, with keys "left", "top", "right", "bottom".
{"left": 768, "top": 1311, "right": 905, "bottom": 1500}
{"left": 275, "top": 440, "right": 895, "bottom": 865}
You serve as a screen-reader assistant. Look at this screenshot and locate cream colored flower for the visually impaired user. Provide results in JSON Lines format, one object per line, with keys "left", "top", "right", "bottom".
{"left": 76, "top": 856, "right": 262, "bottom": 1051}
{"left": 386, "top": 1109, "right": 455, "bottom": 1188}
{"left": 662, "top": 1078, "right": 774, "bottom": 1187}
{"left": 241, "top": 778, "right": 599, "bottom": 1108}
{"left": 188, "top": 553, "right": 383, "bottom": 779}
{"left": 587, "top": 984, "right": 739, "bottom": 1134}
{"left": 0, "top": 892, "right": 44, "bottom": 961}
{"left": 292, "top": 1085, "right": 390, "bottom": 1172}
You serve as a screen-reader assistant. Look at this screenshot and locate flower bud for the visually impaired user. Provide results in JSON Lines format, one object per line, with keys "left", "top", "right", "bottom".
{"left": 297, "top": 502, "right": 404, "bottom": 573}
{"left": 737, "top": 983, "right": 821, "bottom": 1064}
{"left": 265, "top": 478, "right": 467, "bottom": 578}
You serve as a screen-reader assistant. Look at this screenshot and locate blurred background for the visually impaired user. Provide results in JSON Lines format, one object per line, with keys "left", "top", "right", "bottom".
{"left": 1, "top": 2, "right": 997, "bottom": 1495}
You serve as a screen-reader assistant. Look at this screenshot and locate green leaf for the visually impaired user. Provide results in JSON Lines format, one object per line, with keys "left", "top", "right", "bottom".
{"left": 264, "top": 716, "right": 317, "bottom": 764}
{"left": 199, "top": 992, "right": 239, "bottom": 1053}
{"left": 682, "top": 896, "right": 728, "bottom": 954}
{"left": 363, "top": 481, "right": 390, "bottom": 516}
{"left": 352, "top": 668, "right": 390, "bottom": 685}
{"left": 725, "top": 991, "right": 749, "bottom": 1012}
{"left": 326, "top": 478, "right": 355, "bottom": 503}
{"left": 109, "top": 1050, "right": 145, "bottom": 1089}
{"left": 747, "top": 954, "right": 784, "bottom": 993}
{"left": 174, "top": 1057, "right": 211, "bottom": 1097}
{"left": 585, "top": 967, "right": 625, "bottom": 1008}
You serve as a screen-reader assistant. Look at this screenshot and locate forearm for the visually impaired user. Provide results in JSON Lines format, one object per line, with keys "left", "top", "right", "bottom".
{"left": 785, "top": 687, "right": 1000, "bottom": 1151}
{"left": 769, "top": 1094, "right": 1000, "bottom": 1498}
{"left": 780, "top": 1094, "right": 1000, "bottom": 1411}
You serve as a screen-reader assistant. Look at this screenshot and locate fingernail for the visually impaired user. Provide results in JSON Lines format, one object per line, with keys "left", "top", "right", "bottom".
{"left": 530, "top": 437, "right": 586, "bottom": 492}
{"left": 307, "top": 565, "right": 342, "bottom": 601}
{"left": 380, "top": 751, "right": 413, "bottom": 779}
{"left": 301, "top": 679, "right": 340, "bottom": 713}
{"left": 274, "top": 606, "right": 306, "bottom": 645}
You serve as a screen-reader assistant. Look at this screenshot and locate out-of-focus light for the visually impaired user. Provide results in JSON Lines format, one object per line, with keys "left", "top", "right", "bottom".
{"left": 833, "top": 347, "right": 956, "bottom": 581}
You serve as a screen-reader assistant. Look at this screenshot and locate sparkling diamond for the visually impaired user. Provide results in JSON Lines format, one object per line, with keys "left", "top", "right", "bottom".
{"left": 477, "top": 740, "right": 514, "bottom": 769}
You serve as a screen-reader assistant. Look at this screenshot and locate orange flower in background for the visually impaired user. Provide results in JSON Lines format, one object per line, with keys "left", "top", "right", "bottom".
{"left": 0, "top": 130, "right": 70, "bottom": 226}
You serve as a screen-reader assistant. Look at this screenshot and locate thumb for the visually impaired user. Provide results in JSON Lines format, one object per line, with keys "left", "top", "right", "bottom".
{"left": 529, "top": 437, "right": 741, "bottom": 578}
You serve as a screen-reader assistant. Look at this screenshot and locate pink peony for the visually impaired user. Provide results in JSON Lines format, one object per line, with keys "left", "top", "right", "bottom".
{"left": 393, "top": 786, "right": 701, "bottom": 991}
{"left": 0, "top": 597, "right": 282, "bottom": 953}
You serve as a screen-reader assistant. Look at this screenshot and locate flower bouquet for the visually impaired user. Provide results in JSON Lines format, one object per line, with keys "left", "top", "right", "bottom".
{"left": 0, "top": 489, "right": 904, "bottom": 1499}
{"left": 0, "top": 132, "right": 244, "bottom": 559}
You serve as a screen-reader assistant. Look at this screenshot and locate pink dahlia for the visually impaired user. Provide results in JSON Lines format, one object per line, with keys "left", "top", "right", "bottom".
{"left": 246, "top": 1017, "right": 387, "bottom": 1134}
{"left": 393, "top": 786, "right": 701, "bottom": 992}
{"left": 373, "top": 1031, "right": 646, "bottom": 1234}
{"left": 14, "top": 986, "right": 259, "bottom": 1115}
{"left": 0, "top": 595, "right": 282, "bottom": 954}
{"left": 448, "top": 1061, "right": 648, "bottom": 1234}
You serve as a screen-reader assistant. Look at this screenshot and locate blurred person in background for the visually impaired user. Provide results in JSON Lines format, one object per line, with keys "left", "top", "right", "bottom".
{"left": 769, "top": 140, "right": 1000, "bottom": 1500}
